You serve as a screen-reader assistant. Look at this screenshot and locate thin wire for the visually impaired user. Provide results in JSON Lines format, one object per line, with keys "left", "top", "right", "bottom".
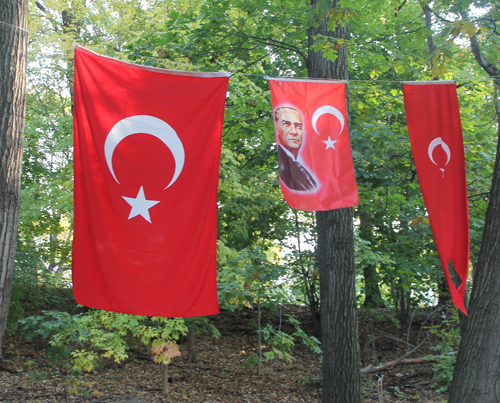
{"left": 114, "top": 51, "right": 500, "bottom": 84}
{"left": 128, "top": 53, "right": 222, "bottom": 72}
{"left": 0, "top": 20, "right": 29, "bottom": 34}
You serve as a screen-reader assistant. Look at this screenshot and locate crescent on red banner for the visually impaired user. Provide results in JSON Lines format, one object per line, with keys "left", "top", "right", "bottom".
{"left": 268, "top": 78, "right": 358, "bottom": 211}
{"left": 403, "top": 81, "right": 469, "bottom": 314}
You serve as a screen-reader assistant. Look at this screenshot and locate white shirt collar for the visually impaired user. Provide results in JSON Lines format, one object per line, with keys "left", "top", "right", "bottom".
{"left": 278, "top": 144, "right": 298, "bottom": 162}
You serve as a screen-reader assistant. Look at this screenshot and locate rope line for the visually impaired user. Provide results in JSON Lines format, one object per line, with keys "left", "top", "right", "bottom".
{"left": 127, "top": 53, "right": 500, "bottom": 83}
{"left": 0, "top": 20, "right": 29, "bottom": 34}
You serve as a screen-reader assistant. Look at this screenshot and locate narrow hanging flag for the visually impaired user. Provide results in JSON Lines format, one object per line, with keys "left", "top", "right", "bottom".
{"left": 268, "top": 78, "right": 358, "bottom": 211}
{"left": 403, "top": 81, "right": 469, "bottom": 314}
{"left": 72, "top": 45, "right": 230, "bottom": 317}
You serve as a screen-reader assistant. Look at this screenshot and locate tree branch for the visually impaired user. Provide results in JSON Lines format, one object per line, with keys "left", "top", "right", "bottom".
{"left": 232, "top": 31, "right": 308, "bottom": 65}
{"left": 360, "top": 356, "right": 435, "bottom": 376}
{"left": 459, "top": 11, "right": 500, "bottom": 85}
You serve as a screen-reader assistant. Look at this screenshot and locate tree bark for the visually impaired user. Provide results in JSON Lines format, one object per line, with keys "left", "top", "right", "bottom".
{"left": 358, "top": 209, "right": 384, "bottom": 308}
{"left": 449, "top": 14, "right": 500, "bottom": 402}
{"left": 449, "top": 103, "right": 500, "bottom": 402}
{"left": 187, "top": 325, "right": 198, "bottom": 363}
{"left": 0, "top": 0, "right": 28, "bottom": 358}
{"left": 423, "top": 6, "right": 437, "bottom": 74}
{"left": 308, "top": 2, "right": 361, "bottom": 401}
{"left": 162, "top": 364, "right": 169, "bottom": 394}
{"left": 316, "top": 209, "right": 361, "bottom": 402}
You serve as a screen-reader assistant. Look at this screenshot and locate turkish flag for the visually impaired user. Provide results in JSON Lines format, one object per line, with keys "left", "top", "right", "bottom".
{"left": 72, "top": 46, "right": 230, "bottom": 317}
{"left": 268, "top": 79, "right": 358, "bottom": 211}
{"left": 403, "top": 81, "right": 469, "bottom": 314}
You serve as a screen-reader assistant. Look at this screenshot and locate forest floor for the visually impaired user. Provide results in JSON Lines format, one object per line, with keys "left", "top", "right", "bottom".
{"left": 0, "top": 305, "right": 453, "bottom": 403}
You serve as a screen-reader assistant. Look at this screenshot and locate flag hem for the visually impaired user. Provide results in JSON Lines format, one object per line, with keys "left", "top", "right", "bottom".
{"left": 402, "top": 80, "right": 456, "bottom": 85}
{"left": 266, "top": 76, "right": 348, "bottom": 84}
{"left": 74, "top": 45, "right": 232, "bottom": 78}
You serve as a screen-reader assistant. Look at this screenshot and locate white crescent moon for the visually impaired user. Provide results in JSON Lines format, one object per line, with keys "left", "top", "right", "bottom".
{"left": 428, "top": 137, "right": 451, "bottom": 166}
{"left": 311, "top": 105, "right": 345, "bottom": 136}
{"left": 104, "top": 115, "right": 185, "bottom": 189}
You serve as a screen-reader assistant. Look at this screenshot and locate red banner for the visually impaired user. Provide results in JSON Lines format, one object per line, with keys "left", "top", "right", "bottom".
{"left": 72, "top": 46, "right": 229, "bottom": 317}
{"left": 269, "top": 79, "right": 358, "bottom": 211}
{"left": 403, "top": 82, "right": 469, "bottom": 314}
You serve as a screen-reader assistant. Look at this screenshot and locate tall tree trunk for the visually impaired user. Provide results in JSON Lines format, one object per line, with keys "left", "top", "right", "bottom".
{"left": 423, "top": 6, "right": 437, "bottom": 75}
{"left": 162, "top": 364, "right": 169, "bottom": 394}
{"left": 449, "top": 13, "right": 500, "bottom": 402}
{"left": 0, "top": 0, "right": 28, "bottom": 358}
{"left": 358, "top": 209, "right": 384, "bottom": 308}
{"left": 295, "top": 211, "right": 320, "bottom": 333}
{"left": 449, "top": 95, "right": 500, "bottom": 402}
{"left": 187, "top": 325, "right": 198, "bottom": 363}
{"left": 308, "top": 1, "right": 361, "bottom": 401}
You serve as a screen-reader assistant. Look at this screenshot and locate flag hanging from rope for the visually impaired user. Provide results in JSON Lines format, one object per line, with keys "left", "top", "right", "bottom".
{"left": 403, "top": 81, "right": 469, "bottom": 314}
{"left": 72, "top": 46, "right": 230, "bottom": 317}
{"left": 268, "top": 78, "right": 358, "bottom": 211}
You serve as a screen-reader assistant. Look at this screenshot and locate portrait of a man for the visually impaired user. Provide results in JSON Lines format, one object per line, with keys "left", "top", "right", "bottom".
{"left": 274, "top": 107, "right": 317, "bottom": 191}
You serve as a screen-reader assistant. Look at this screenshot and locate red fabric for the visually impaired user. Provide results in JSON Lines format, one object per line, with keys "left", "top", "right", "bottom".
{"left": 269, "top": 79, "right": 358, "bottom": 211}
{"left": 403, "top": 82, "right": 469, "bottom": 314}
{"left": 72, "top": 46, "right": 229, "bottom": 316}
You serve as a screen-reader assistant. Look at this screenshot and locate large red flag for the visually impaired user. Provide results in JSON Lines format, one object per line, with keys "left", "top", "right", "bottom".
{"left": 268, "top": 79, "right": 358, "bottom": 211}
{"left": 72, "top": 46, "right": 230, "bottom": 317}
{"left": 403, "top": 81, "right": 469, "bottom": 314}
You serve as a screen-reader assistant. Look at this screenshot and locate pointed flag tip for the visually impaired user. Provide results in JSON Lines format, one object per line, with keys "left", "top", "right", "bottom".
{"left": 453, "top": 299, "right": 468, "bottom": 316}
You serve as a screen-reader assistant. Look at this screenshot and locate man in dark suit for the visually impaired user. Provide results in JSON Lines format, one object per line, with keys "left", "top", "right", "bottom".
{"left": 275, "top": 107, "right": 317, "bottom": 191}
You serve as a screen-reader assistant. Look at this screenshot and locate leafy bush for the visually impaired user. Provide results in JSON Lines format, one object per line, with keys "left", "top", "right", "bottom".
{"left": 19, "top": 310, "right": 188, "bottom": 372}
{"left": 427, "top": 313, "right": 461, "bottom": 392}
{"left": 259, "top": 314, "right": 321, "bottom": 362}
{"left": 19, "top": 310, "right": 87, "bottom": 368}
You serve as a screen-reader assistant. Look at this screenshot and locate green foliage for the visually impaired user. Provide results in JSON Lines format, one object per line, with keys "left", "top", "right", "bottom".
{"left": 260, "top": 324, "right": 294, "bottom": 362}
{"left": 184, "top": 316, "right": 221, "bottom": 339}
{"left": 19, "top": 310, "right": 86, "bottom": 369}
{"left": 19, "top": 310, "right": 188, "bottom": 372}
{"left": 242, "top": 353, "right": 260, "bottom": 372}
{"left": 427, "top": 313, "right": 461, "bottom": 392}
{"left": 218, "top": 247, "right": 288, "bottom": 311}
{"left": 6, "top": 280, "right": 75, "bottom": 335}
{"left": 259, "top": 314, "right": 321, "bottom": 363}
{"left": 67, "top": 378, "right": 102, "bottom": 398}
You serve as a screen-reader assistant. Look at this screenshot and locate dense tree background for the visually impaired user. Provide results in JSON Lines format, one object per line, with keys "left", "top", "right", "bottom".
{"left": 1, "top": 0, "right": 499, "bottom": 401}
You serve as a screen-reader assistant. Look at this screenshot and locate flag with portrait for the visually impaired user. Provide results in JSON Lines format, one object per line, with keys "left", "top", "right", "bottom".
{"left": 269, "top": 78, "right": 358, "bottom": 211}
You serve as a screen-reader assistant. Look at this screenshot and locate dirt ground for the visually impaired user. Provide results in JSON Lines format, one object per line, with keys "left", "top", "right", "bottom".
{"left": 0, "top": 306, "right": 451, "bottom": 402}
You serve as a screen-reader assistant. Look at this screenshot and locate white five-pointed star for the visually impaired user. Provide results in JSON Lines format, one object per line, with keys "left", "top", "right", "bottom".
{"left": 122, "top": 186, "right": 160, "bottom": 223}
{"left": 323, "top": 136, "right": 337, "bottom": 150}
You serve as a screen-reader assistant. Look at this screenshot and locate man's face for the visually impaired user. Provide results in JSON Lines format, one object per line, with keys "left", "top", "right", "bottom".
{"left": 276, "top": 108, "right": 304, "bottom": 157}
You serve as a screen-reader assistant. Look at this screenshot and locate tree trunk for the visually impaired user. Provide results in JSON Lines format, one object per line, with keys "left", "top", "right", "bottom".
{"left": 449, "top": 14, "right": 500, "bottom": 401}
{"left": 316, "top": 209, "right": 360, "bottom": 402}
{"left": 187, "top": 325, "right": 198, "bottom": 363}
{"left": 0, "top": 0, "right": 28, "bottom": 358}
{"left": 308, "top": 2, "right": 361, "bottom": 400}
{"left": 362, "top": 264, "right": 384, "bottom": 308}
{"left": 162, "top": 364, "right": 169, "bottom": 394}
{"left": 295, "top": 211, "right": 320, "bottom": 333}
{"left": 358, "top": 209, "right": 384, "bottom": 308}
{"left": 449, "top": 109, "right": 500, "bottom": 403}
